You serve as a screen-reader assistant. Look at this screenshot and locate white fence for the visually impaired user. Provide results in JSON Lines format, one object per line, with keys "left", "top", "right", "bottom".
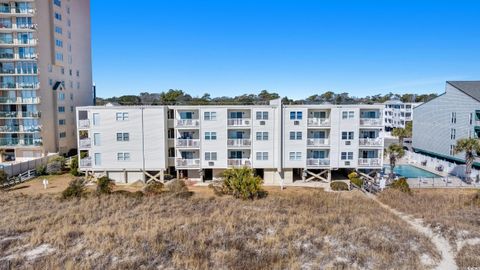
{"left": 0, "top": 155, "right": 53, "bottom": 177}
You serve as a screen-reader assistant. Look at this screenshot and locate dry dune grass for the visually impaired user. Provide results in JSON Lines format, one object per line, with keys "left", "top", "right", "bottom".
{"left": 378, "top": 189, "right": 480, "bottom": 269}
{"left": 0, "top": 189, "right": 440, "bottom": 269}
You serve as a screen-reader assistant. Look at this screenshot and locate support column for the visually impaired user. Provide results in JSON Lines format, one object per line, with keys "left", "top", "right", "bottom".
{"left": 327, "top": 170, "right": 331, "bottom": 182}
{"left": 160, "top": 170, "right": 165, "bottom": 183}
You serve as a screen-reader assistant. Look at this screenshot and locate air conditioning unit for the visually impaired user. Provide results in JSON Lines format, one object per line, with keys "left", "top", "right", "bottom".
{"left": 260, "top": 121, "right": 266, "bottom": 125}
{"left": 294, "top": 121, "right": 300, "bottom": 125}
{"left": 208, "top": 162, "right": 215, "bottom": 166}
{"left": 345, "top": 141, "right": 351, "bottom": 145}
{"left": 345, "top": 161, "right": 351, "bottom": 166}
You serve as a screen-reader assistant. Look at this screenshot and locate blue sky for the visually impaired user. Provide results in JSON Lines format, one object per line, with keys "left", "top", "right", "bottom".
{"left": 91, "top": 0, "right": 480, "bottom": 99}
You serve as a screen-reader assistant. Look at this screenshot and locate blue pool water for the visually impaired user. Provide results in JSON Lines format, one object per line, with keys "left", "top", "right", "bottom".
{"left": 384, "top": 165, "right": 441, "bottom": 178}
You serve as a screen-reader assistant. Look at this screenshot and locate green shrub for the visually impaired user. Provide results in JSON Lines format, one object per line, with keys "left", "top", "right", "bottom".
{"left": 347, "top": 172, "right": 358, "bottom": 180}
{"left": 36, "top": 164, "right": 47, "bottom": 176}
{"left": 69, "top": 156, "right": 80, "bottom": 176}
{"left": 164, "top": 174, "right": 174, "bottom": 181}
{"left": 330, "top": 181, "right": 349, "bottom": 191}
{"left": 0, "top": 170, "right": 8, "bottom": 188}
{"left": 210, "top": 167, "right": 267, "bottom": 200}
{"left": 143, "top": 181, "right": 164, "bottom": 195}
{"left": 350, "top": 177, "right": 363, "bottom": 188}
{"left": 62, "top": 178, "right": 87, "bottom": 199}
{"left": 391, "top": 178, "right": 411, "bottom": 194}
{"left": 46, "top": 156, "right": 66, "bottom": 175}
{"left": 96, "top": 176, "right": 114, "bottom": 195}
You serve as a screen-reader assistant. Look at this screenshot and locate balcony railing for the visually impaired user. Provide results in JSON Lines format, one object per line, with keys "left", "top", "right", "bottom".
{"left": 176, "top": 119, "right": 200, "bottom": 128}
{"left": 307, "top": 118, "right": 330, "bottom": 127}
{"left": 307, "top": 138, "right": 329, "bottom": 147}
{"left": 360, "top": 118, "right": 382, "bottom": 126}
{"left": 80, "top": 157, "right": 92, "bottom": 167}
{"left": 358, "top": 158, "right": 382, "bottom": 167}
{"left": 359, "top": 138, "right": 382, "bottom": 146}
{"left": 227, "top": 158, "right": 251, "bottom": 167}
{"left": 176, "top": 158, "right": 200, "bottom": 168}
{"left": 79, "top": 138, "right": 91, "bottom": 148}
{"left": 175, "top": 139, "right": 200, "bottom": 148}
{"left": 0, "top": 125, "right": 40, "bottom": 132}
{"left": 0, "top": 138, "right": 42, "bottom": 147}
{"left": 15, "top": 9, "right": 35, "bottom": 15}
{"left": 306, "top": 158, "right": 330, "bottom": 167}
{"left": 0, "top": 97, "right": 40, "bottom": 104}
{"left": 78, "top": 120, "right": 90, "bottom": 129}
{"left": 227, "top": 139, "right": 251, "bottom": 147}
{"left": 227, "top": 118, "right": 251, "bottom": 127}
{"left": 0, "top": 111, "right": 40, "bottom": 118}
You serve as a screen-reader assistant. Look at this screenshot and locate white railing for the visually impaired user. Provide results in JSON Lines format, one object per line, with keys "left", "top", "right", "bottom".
{"left": 307, "top": 138, "right": 329, "bottom": 147}
{"left": 175, "top": 139, "right": 200, "bottom": 148}
{"left": 360, "top": 118, "right": 382, "bottom": 126}
{"left": 307, "top": 158, "right": 330, "bottom": 167}
{"left": 358, "top": 158, "right": 382, "bottom": 167}
{"left": 227, "top": 139, "right": 252, "bottom": 147}
{"left": 78, "top": 119, "right": 90, "bottom": 129}
{"left": 227, "top": 118, "right": 251, "bottom": 127}
{"left": 79, "top": 138, "right": 91, "bottom": 148}
{"left": 227, "top": 158, "right": 252, "bottom": 167}
{"left": 80, "top": 157, "right": 92, "bottom": 167}
{"left": 359, "top": 138, "right": 382, "bottom": 146}
{"left": 307, "top": 118, "right": 330, "bottom": 127}
{"left": 176, "top": 158, "right": 200, "bottom": 168}
{"left": 176, "top": 119, "right": 200, "bottom": 127}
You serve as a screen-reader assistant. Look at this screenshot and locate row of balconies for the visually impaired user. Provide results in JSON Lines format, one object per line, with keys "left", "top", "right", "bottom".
{"left": 0, "top": 82, "right": 39, "bottom": 90}
{"left": 0, "top": 53, "right": 37, "bottom": 60}
{"left": 0, "top": 69, "right": 37, "bottom": 75}
{"left": 0, "top": 39, "right": 37, "bottom": 46}
{"left": 0, "top": 111, "right": 40, "bottom": 118}
{"left": 0, "top": 24, "right": 37, "bottom": 31}
{"left": 0, "top": 125, "right": 40, "bottom": 132}
{"left": 0, "top": 96, "right": 39, "bottom": 104}
{"left": 0, "top": 8, "right": 35, "bottom": 15}
{"left": 0, "top": 137, "right": 42, "bottom": 147}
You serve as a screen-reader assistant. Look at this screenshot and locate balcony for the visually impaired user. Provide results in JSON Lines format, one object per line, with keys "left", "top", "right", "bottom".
{"left": 0, "top": 125, "right": 40, "bottom": 132}
{"left": 176, "top": 158, "right": 200, "bottom": 168}
{"left": 307, "top": 118, "right": 330, "bottom": 127}
{"left": 80, "top": 157, "right": 92, "bottom": 167}
{"left": 0, "top": 111, "right": 40, "bottom": 118}
{"left": 360, "top": 118, "right": 382, "bottom": 126}
{"left": 14, "top": 9, "right": 35, "bottom": 15}
{"left": 175, "top": 139, "right": 200, "bottom": 148}
{"left": 227, "top": 158, "right": 251, "bottom": 167}
{"left": 79, "top": 138, "right": 91, "bottom": 148}
{"left": 227, "top": 139, "right": 251, "bottom": 147}
{"left": 176, "top": 119, "right": 200, "bottom": 128}
{"left": 306, "top": 158, "right": 330, "bottom": 167}
{"left": 227, "top": 118, "right": 251, "bottom": 127}
{"left": 0, "top": 138, "right": 42, "bottom": 147}
{"left": 358, "top": 158, "right": 382, "bottom": 167}
{"left": 307, "top": 138, "right": 329, "bottom": 147}
{"left": 78, "top": 120, "right": 90, "bottom": 129}
{"left": 0, "top": 97, "right": 40, "bottom": 104}
{"left": 359, "top": 138, "right": 382, "bottom": 147}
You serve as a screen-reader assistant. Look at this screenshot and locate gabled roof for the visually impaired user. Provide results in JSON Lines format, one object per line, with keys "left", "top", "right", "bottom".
{"left": 447, "top": 81, "right": 480, "bottom": 102}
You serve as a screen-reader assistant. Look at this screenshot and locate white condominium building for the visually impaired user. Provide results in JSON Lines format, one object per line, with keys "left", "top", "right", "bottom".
{"left": 383, "top": 100, "right": 422, "bottom": 131}
{"left": 0, "top": 0, "right": 93, "bottom": 163}
{"left": 77, "top": 100, "right": 384, "bottom": 184}
{"left": 413, "top": 81, "right": 480, "bottom": 164}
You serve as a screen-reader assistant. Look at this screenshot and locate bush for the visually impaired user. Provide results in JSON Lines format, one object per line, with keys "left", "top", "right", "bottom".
{"left": 391, "top": 178, "right": 411, "bottom": 194}
{"left": 210, "top": 167, "right": 266, "bottom": 200}
{"left": 62, "top": 178, "right": 87, "bottom": 199}
{"left": 143, "top": 181, "right": 164, "bottom": 195}
{"left": 46, "top": 156, "right": 66, "bottom": 175}
{"left": 348, "top": 171, "right": 363, "bottom": 188}
{"left": 70, "top": 156, "right": 80, "bottom": 176}
{"left": 113, "top": 190, "right": 144, "bottom": 198}
{"left": 164, "top": 174, "right": 174, "bottom": 181}
{"left": 330, "top": 181, "right": 349, "bottom": 191}
{"left": 0, "top": 170, "right": 8, "bottom": 188}
{"left": 166, "top": 179, "right": 189, "bottom": 192}
{"left": 96, "top": 176, "right": 114, "bottom": 195}
{"left": 36, "top": 165, "right": 47, "bottom": 176}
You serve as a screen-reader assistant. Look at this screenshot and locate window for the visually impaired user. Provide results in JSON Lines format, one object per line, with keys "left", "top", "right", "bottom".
{"left": 450, "top": 129, "right": 456, "bottom": 140}
{"left": 55, "top": 52, "right": 63, "bottom": 61}
{"left": 76, "top": 70, "right": 80, "bottom": 77}
{"left": 93, "top": 113, "right": 100, "bottom": 126}
{"left": 289, "top": 152, "right": 302, "bottom": 161}
{"left": 117, "top": 152, "right": 130, "bottom": 161}
{"left": 116, "top": 112, "right": 129, "bottom": 121}
{"left": 342, "top": 111, "right": 355, "bottom": 119}
{"left": 55, "top": 26, "right": 62, "bottom": 34}
{"left": 341, "top": 152, "right": 354, "bottom": 160}
{"left": 94, "top": 153, "right": 101, "bottom": 166}
{"left": 341, "top": 131, "right": 354, "bottom": 140}
{"left": 204, "top": 132, "right": 217, "bottom": 140}
{"left": 54, "top": 0, "right": 61, "bottom": 7}
{"left": 58, "top": 92, "right": 65, "bottom": 101}
{"left": 58, "top": 119, "right": 66, "bottom": 125}
{"left": 204, "top": 111, "right": 217, "bottom": 121}
{"left": 289, "top": 131, "right": 302, "bottom": 140}
{"left": 256, "top": 152, "right": 268, "bottom": 161}
{"left": 54, "top": 12, "right": 62, "bottom": 21}
{"left": 58, "top": 106, "right": 65, "bottom": 113}
{"left": 256, "top": 111, "right": 268, "bottom": 120}
{"left": 450, "top": 145, "right": 455, "bottom": 156}
{"left": 116, "top": 133, "right": 129, "bottom": 142}
{"left": 55, "top": 39, "right": 63, "bottom": 48}
{"left": 93, "top": 133, "right": 100, "bottom": 146}
{"left": 290, "top": 111, "right": 302, "bottom": 120}
{"left": 256, "top": 132, "right": 268, "bottom": 141}
{"left": 59, "top": 132, "right": 66, "bottom": 138}
{"left": 451, "top": 112, "right": 456, "bottom": 124}
{"left": 205, "top": 152, "right": 217, "bottom": 161}
{"left": 470, "top": 113, "right": 473, "bottom": 125}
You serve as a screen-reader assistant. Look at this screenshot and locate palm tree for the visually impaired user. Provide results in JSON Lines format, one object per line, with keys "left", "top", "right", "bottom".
{"left": 392, "top": 127, "right": 411, "bottom": 146}
{"left": 453, "top": 138, "right": 480, "bottom": 180}
{"left": 385, "top": 144, "right": 405, "bottom": 179}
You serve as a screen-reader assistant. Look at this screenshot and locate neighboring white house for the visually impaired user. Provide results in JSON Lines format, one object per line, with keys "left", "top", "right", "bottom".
{"left": 384, "top": 100, "right": 422, "bottom": 131}
{"left": 77, "top": 100, "right": 384, "bottom": 184}
{"left": 413, "top": 81, "right": 480, "bottom": 164}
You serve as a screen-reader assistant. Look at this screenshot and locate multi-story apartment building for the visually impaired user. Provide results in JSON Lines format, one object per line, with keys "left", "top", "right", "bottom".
{"left": 413, "top": 81, "right": 480, "bottom": 164}
{"left": 383, "top": 100, "right": 422, "bottom": 131}
{"left": 77, "top": 101, "right": 384, "bottom": 184}
{"left": 0, "top": 0, "right": 93, "bottom": 162}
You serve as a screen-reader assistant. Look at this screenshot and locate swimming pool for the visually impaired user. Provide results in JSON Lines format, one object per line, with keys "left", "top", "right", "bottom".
{"left": 384, "top": 165, "right": 441, "bottom": 178}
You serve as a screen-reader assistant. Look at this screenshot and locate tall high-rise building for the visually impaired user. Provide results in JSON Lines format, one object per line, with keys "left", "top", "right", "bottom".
{"left": 0, "top": 0, "right": 93, "bottom": 162}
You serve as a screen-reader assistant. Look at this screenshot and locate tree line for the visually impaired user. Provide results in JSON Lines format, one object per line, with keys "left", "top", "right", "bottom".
{"left": 95, "top": 89, "right": 438, "bottom": 106}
